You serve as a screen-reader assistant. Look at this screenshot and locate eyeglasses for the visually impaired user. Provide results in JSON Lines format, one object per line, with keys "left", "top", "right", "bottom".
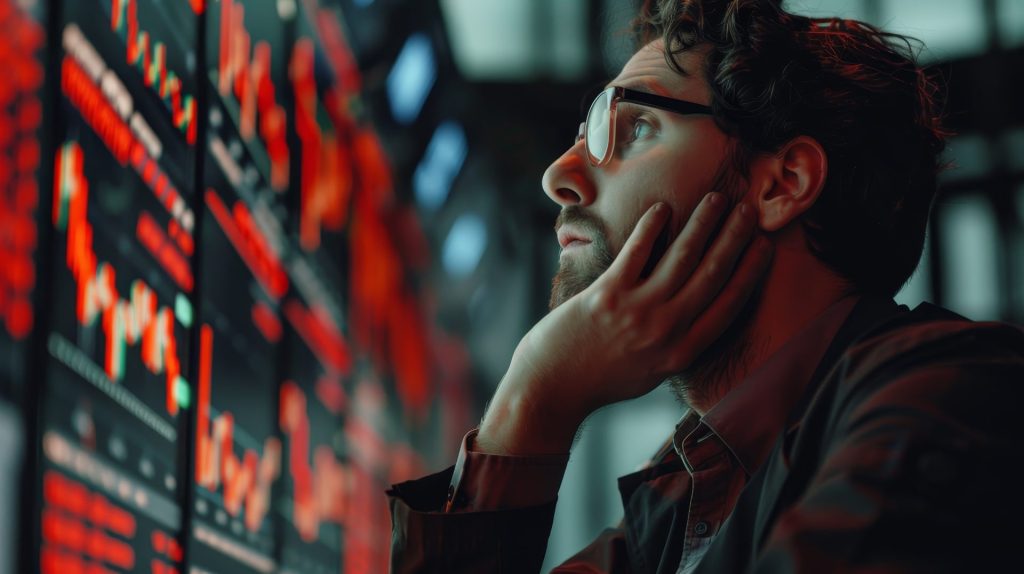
{"left": 576, "top": 86, "right": 714, "bottom": 167}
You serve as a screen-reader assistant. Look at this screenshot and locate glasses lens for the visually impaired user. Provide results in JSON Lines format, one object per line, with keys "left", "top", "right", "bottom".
{"left": 586, "top": 89, "right": 611, "bottom": 164}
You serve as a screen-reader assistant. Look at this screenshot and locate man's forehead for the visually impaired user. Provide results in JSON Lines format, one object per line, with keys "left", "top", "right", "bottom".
{"left": 609, "top": 39, "right": 709, "bottom": 103}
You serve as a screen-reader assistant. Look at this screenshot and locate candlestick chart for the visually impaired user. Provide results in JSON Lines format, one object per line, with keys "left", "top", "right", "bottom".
{"left": 12, "top": 1, "right": 445, "bottom": 573}
{"left": 110, "top": 0, "right": 199, "bottom": 145}
{"left": 33, "top": 1, "right": 202, "bottom": 569}
{"left": 291, "top": 36, "right": 352, "bottom": 255}
{"left": 187, "top": 159, "right": 285, "bottom": 573}
{"left": 209, "top": 0, "right": 290, "bottom": 192}
{"left": 276, "top": 289, "right": 350, "bottom": 573}
{"left": 41, "top": 123, "right": 192, "bottom": 574}
{"left": 52, "top": 141, "right": 189, "bottom": 415}
{"left": 194, "top": 325, "right": 281, "bottom": 533}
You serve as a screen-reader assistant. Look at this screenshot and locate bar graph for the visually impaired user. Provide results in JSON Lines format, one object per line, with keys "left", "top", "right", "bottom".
{"left": 111, "top": 0, "right": 198, "bottom": 145}
{"left": 16, "top": 2, "right": 450, "bottom": 572}
{"left": 215, "top": 0, "right": 289, "bottom": 191}
{"left": 291, "top": 37, "right": 351, "bottom": 253}
{"left": 195, "top": 324, "right": 281, "bottom": 533}
{"left": 53, "top": 141, "right": 187, "bottom": 416}
{"left": 279, "top": 380, "right": 346, "bottom": 543}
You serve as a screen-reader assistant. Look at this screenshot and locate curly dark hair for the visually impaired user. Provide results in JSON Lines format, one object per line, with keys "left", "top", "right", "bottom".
{"left": 636, "top": 0, "right": 949, "bottom": 296}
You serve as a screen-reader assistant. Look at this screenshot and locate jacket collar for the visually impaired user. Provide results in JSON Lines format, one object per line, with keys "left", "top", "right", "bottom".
{"left": 694, "top": 295, "right": 862, "bottom": 477}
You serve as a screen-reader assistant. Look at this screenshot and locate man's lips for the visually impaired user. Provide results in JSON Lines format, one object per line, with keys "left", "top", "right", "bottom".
{"left": 556, "top": 225, "right": 593, "bottom": 249}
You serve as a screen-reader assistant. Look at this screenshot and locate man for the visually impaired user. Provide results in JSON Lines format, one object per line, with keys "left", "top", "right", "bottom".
{"left": 389, "top": 0, "right": 1024, "bottom": 572}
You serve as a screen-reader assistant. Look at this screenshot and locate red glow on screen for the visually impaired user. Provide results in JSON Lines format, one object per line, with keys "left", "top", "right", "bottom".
{"left": 251, "top": 300, "right": 282, "bottom": 343}
{"left": 217, "top": 0, "right": 289, "bottom": 191}
{"left": 60, "top": 56, "right": 134, "bottom": 165}
{"left": 53, "top": 142, "right": 185, "bottom": 414}
{"left": 349, "top": 192, "right": 433, "bottom": 413}
{"left": 315, "top": 375, "right": 346, "bottom": 415}
{"left": 291, "top": 38, "right": 352, "bottom": 252}
{"left": 342, "top": 465, "right": 391, "bottom": 574}
{"left": 44, "top": 472, "right": 89, "bottom": 520}
{"left": 61, "top": 52, "right": 193, "bottom": 243}
{"left": 349, "top": 196, "right": 401, "bottom": 364}
{"left": 313, "top": 7, "right": 362, "bottom": 95}
{"left": 41, "top": 472, "right": 140, "bottom": 572}
{"left": 151, "top": 529, "right": 183, "bottom": 565}
{"left": 110, "top": 0, "right": 197, "bottom": 144}
{"left": 136, "top": 211, "right": 194, "bottom": 292}
{"left": 204, "top": 188, "right": 289, "bottom": 300}
{"left": 284, "top": 299, "right": 350, "bottom": 375}
{"left": 150, "top": 559, "right": 180, "bottom": 574}
{"left": 195, "top": 324, "right": 282, "bottom": 532}
{"left": 1, "top": 0, "right": 44, "bottom": 341}
{"left": 388, "top": 294, "right": 431, "bottom": 412}
{"left": 280, "top": 381, "right": 347, "bottom": 541}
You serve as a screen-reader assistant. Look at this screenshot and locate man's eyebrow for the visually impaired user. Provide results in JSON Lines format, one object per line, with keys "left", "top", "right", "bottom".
{"left": 606, "top": 78, "right": 671, "bottom": 96}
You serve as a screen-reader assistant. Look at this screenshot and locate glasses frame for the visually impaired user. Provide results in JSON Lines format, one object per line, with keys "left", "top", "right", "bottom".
{"left": 577, "top": 86, "right": 714, "bottom": 167}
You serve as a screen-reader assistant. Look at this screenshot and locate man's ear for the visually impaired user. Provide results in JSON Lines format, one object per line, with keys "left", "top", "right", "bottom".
{"left": 747, "top": 136, "right": 828, "bottom": 232}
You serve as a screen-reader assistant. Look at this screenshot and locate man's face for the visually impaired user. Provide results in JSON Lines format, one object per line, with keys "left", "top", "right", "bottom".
{"left": 543, "top": 40, "right": 737, "bottom": 308}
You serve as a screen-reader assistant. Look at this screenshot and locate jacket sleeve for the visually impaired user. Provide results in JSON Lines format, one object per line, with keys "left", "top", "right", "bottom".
{"left": 389, "top": 468, "right": 637, "bottom": 574}
{"left": 388, "top": 465, "right": 561, "bottom": 573}
{"left": 388, "top": 425, "right": 648, "bottom": 573}
{"left": 753, "top": 323, "right": 1024, "bottom": 573}
{"left": 388, "top": 429, "right": 569, "bottom": 573}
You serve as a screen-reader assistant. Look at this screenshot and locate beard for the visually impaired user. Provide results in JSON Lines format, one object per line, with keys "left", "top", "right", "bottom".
{"left": 663, "top": 278, "right": 766, "bottom": 409}
{"left": 548, "top": 207, "right": 615, "bottom": 310}
{"left": 548, "top": 154, "right": 763, "bottom": 410}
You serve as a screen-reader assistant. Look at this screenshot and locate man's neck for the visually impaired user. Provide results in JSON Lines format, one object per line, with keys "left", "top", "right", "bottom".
{"left": 687, "top": 231, "right": 852, "bottom": 416}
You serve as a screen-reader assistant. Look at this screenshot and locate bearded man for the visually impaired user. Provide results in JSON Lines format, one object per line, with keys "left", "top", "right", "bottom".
{"left": 388, "top": 1, "right": 1024, "bottom": 572}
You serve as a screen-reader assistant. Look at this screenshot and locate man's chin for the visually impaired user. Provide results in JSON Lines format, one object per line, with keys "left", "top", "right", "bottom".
{"left": 549, "top": 261, "right": 600, "bottom": 310}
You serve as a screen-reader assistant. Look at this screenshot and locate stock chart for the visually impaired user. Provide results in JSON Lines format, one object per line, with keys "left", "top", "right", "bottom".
{"left": 6, "top": 0, "right": 444, "bottom": 572}
{"left": 38, "top": 0, "right": 198, "bottom": 571}
{"left": 187, "top": 1, "right": 288, "bottom": 571}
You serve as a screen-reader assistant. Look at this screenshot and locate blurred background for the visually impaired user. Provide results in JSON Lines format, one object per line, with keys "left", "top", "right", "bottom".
{"left": 0, "top": 0, "right": 1021, "bottom": 572}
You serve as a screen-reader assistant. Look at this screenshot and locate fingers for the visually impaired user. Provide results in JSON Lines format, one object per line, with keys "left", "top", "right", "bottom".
{"left": 670, "top": 200, "right": 760, "bottom": 318}
{"left": 668, "top": 234, "right": 774, "bottom": 368}
{"left": 643, "top": 192, "right": 729, "bottom": 301}
{"left": 608, "top": 202, "right": 671, "bottom": 286}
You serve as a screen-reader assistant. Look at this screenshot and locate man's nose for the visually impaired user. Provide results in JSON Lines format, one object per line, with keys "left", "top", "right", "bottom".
{"left": 541, "top": 142, "right": 596, "bottom": 207}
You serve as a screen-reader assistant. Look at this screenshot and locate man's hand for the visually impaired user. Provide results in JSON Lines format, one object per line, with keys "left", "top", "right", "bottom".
{"left": 477, "top": 193, "right": 773, "bottom": 455}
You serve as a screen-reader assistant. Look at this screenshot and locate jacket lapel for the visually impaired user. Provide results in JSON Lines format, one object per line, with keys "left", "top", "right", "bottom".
{"left": 752, "top": 298, "right": 905, "bottom": 549}
{"left": 694, "top": 297, "right": 905, "bottom": 573}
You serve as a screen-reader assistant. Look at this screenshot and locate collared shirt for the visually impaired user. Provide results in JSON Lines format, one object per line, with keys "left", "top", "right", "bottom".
{"left": 444, "top": 295, "right": 861, "bottom": 572}
{"left": 389, "top": 299, "right": 1024, "bottom": 574}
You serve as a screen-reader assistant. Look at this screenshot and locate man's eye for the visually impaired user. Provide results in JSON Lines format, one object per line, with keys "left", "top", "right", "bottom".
{"left": 632, "top": 120, "right": 654, "bottom": 140}
{"left": 627, "top": 116, "right": 655, "bottom": 143}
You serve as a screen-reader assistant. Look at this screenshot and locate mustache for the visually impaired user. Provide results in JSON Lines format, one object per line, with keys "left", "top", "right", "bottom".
{"left": 555, "top": 205, "right": 610, "bottom": 244}
{"left": 554, "top": 205, "right": 670, "bottom": 278}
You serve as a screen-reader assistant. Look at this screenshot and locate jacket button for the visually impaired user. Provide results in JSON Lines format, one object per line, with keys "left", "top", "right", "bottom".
{"left": 694, "top": 521, "right": 709, "bottom": 536}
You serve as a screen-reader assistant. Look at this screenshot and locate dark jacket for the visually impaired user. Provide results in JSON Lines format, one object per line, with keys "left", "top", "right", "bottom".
{"left": 389, "top": 299, "right": 1024, "bottom": 573}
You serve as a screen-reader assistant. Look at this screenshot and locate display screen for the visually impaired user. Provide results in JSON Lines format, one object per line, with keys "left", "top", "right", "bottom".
{"left": 187, "top": 1, "right": 289, "bottom": 571}
{"left": 187, "top": 158, "right": 285, "bottom": 573}
{"left": 38, "top": 0, "right": 199, "bottom": 571}
{"left": 276, "top": 287, "right": 349, "bottom": 574}
{"left": 11, "top": 1, "right": 440, "bottom": 572}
